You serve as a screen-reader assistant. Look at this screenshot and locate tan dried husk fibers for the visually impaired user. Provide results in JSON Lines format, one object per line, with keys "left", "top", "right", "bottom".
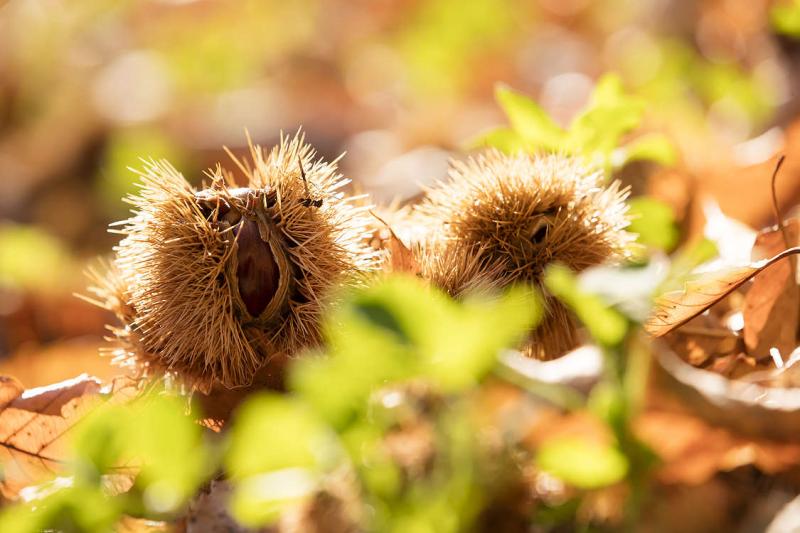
{"left": 85, "top": 134, "right": 377, "bottom": 391}
{"left": 415, "top": 151, "right": 634, "bottom": 359}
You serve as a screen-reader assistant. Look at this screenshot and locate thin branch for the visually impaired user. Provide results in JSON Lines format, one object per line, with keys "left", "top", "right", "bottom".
{"left": 771, "top": 155, "right": 789, "bottom": 249}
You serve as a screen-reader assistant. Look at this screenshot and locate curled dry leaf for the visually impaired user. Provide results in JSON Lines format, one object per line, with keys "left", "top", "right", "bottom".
{"left": 369, "top": 210, "right": 420, "bottom": 275}
{"left": 645, "top": 246, "right": 800, "bottom": 337}
{"left": 0, "top": 374, "right": 136, "bottom": 499}
{"left": 743, "top": 220, "right": 800, "bottom": 361}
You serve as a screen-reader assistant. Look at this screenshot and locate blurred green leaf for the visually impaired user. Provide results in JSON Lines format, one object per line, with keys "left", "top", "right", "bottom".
{"left": 0, "top": 483, "right": 122, "bottom": 533}
{"left": 423, "top": 286, "right": 541, "bottom": 392}
{"left": 291, "top": 277, "right": 540, "bottom": 428}
{"left": 72, "top": 394, "right": 212, "bottom": 515}
{"left": 619, "top": 133, "right": 678, "bottom": 166}
{"left": 398, "top": 0, "right": 517, "bottom": 95}
{"left": 151, "top": 0, "right": 317, "bottom": 94}
{"left": 567, "top": 74, "right": 644, "bottom": 159}
{"left": 627, "top": 196, "right": 680, "bottom": 251}
{"left": 100, "top": 128, "right": 188, "bottom": 216}
{"left": 772, "top": 1, "right": 800, "bottom": 37}
{"left": 495, "top": 85, "right": 565, "bottom": 149}
{"left": 544, "top": 264, "right": 629, "bottom": 346}
{"left": 537, "top": 437, "right": 628, "bottom": 490}
{"left": 482, "top": 74, "right": 675, "bottom": 172}
{"left": 226, "top": 393, "right": 337, "bottom": 479}
{"left": 0, "top": 224, "right": 76, "bottom": 292}
{"left": 470, "top": 127, "right": 527, "bottom": 153}
{"left": 229, "top": 468, "right": 318, "bottom": 527}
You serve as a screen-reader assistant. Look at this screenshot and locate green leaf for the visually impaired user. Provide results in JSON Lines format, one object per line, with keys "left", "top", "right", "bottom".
{"left": 422, "top": 285, "right": 541, "bottom": 392}
{"left": 0, "top": 224, "right": 76, "bottom": 292}
{"left": 0, "top": 484, "right": 123, "bottom": 533}
{"left": 469, "top": 126, "right": 527, "bottom": 153}
{"left": 225, "top": 394, "right": 340, "bottom": 527}
{"left": 544, "top": 264, "right": 629, "bottom": 346}
{"left": 495, "top": 84, "right": 566, "bottom": 149}
{"left": 537, "top": 437, "right": 628, "bottom": 489}
{"left": 226, "top": 393, "right": 337, "bottom": 478}
{"left": 229, "top": 468, "right": 318, "bottom": 527}
{"left": 72, "top": 394, "right": 212, "bottom": 514}
{"left": 292, "top": 277, "right": 541, "bottom": 426}
{"left": 619, "top": 133, "right": 677, "bottom": 166}
{"left": 101, "top": 128, "right": 189, "bottom": 216}
{"left": 627, "top": 196, "right": 680, "bottom": 251}
{"left": 398, "top": 0, "right": 515, "bottom": 95}
{"left": 567, "top": 74, "right": 644, "bottom": 160}
{"left": 772, "top": 1, "right": 800, "bottom": 37}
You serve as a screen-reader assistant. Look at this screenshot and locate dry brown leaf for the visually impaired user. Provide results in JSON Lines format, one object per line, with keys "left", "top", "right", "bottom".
{"left": 370, "top": 210, "right": 419, "bottom": 275}
{"left": 645, "top": 246, "right": 800, "bottom": 337}
{"left": 0, "top": 374, "right": 138, "bottom": 499}
{"left": 387, "top": 233, "right": 419, "bottom": 275}
{"left": 635, "top": 409, "right": 800, "bottom": 485}
{"left": 743, "top": 220, "right": 800, "bottom": 360}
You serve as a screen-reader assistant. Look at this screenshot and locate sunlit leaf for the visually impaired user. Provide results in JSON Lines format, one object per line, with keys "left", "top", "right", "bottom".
{"left": 73, "top": 393, "right": 212, "bottom": 514}
{"left": 0, "top": 375, "right": 104, "bottom": 499}
{"left": 228, "top": 468, "right": 317, "bottom": 527}
{"left": 537, "top": 437, "right": 628, "bottom": 489}
{"left": 772, "top": 1, "right": 800, "bottom": 37}
{"left": 743, "top": 221, "right": 800, "bottom": 359}
{"left": 627, "top": 196, "right": 680, "bottom": 251}
{"left": 100, "top": 128, "right": 188, "bottom": 216}
{"left": 0, "top": 224, "right": 77, "bottom": 292}
{"left": 485, "top": 74, "right": 675, "bottom": 171}
{"left": 469, "top": 126, "right": 527, "bottom": 153}
{"left": 620, "top": 133, "right": 678, "bottom": 166}
{"left": 292, "top": 277, "right": 540, "bottom": 427}
{"left": 567, "top": 74, "right": 644, "bottom": 159}
{"left": 226, "top": 393, "right": 336, "bottom": 479}
{"left": 495, "top": 85, "right": 565, "bottom": 149}
{"left": 645, "top": 247, "right": 800, "bottom": 337}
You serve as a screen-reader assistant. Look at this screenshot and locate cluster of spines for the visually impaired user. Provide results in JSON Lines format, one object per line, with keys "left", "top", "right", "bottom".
{"left": 88, "top": 134, "right": 376, "bottom": 390}
{"left": 414, "top": 151, "right": 633, "bottom": 359}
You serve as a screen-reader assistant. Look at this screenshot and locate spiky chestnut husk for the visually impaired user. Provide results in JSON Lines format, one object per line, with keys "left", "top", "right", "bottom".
{"left": 415, "top": 151, "right": 634, "bottom": 359}
{"left": 87, "top": 135, "right": 376, "bottom": 390}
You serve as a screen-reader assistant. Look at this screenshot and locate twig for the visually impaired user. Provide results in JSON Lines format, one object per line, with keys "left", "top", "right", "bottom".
{"left": 771, "top": 155, "right": 789, "bottom": 249}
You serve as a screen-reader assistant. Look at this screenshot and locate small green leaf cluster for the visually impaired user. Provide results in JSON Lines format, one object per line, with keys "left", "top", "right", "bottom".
{"left": 474, "top": 74, "right": 676, "bottom": 172}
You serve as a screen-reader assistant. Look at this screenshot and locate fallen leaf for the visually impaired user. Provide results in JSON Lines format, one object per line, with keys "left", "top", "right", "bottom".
{"left": 0, "top": 375, "right": 103, "bottom": 498}
{"left": 369, "top": 210, "right": 419, "bottom": 275}
{"left": 0, "top": 374, "right": 137, "bottom": 499}
{"left": 645, "top": 246, "right": 800, "bottom": 337}
{"left": 664, "top": 314, "right": 741, "bottom": 368}
{"left": 743, "top": 220, "right": 800, "bottom": 360}
{"left": 635, "top": 409, "right": 800, "bottom": 485}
